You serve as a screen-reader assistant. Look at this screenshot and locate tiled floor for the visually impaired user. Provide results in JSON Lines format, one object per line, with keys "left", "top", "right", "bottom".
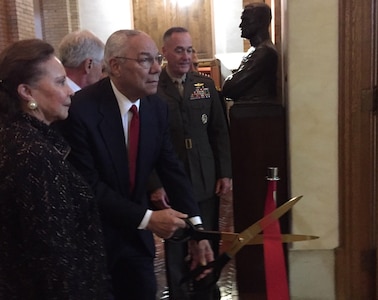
{"left": 154, "top": 191, "right": 238, "bottom": 300}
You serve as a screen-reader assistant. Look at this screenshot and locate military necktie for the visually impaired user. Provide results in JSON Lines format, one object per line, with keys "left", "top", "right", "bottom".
{"left": 175, "top": 79, "right": 184, "bottom": 97}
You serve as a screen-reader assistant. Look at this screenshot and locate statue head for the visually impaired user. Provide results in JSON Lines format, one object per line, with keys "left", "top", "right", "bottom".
{"left": 240, "top": 3, "right": 272, "bottom": 43}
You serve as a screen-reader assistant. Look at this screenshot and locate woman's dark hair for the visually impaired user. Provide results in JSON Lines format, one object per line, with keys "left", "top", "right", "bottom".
{"left": 0, "top": 39, "right": 55, "bottom": 117}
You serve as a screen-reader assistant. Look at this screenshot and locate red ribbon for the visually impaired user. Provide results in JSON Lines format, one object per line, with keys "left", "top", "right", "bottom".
{"left": 263, "top": 178, "right": 290, "bottom": 300}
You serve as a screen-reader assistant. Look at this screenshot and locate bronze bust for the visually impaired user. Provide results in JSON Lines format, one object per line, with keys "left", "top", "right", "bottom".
{"left": 222, "top": 3, "right": 278, "bottom": 103}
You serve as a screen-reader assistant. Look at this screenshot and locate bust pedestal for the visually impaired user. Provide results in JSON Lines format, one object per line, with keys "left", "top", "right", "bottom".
{"left": 229, "top": 101, "right": 290, "bottom": 299}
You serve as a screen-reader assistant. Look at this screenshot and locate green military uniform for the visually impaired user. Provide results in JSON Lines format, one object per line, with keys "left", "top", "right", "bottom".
{"left": 155, "top": 67, "right": 232, "bottom": 299}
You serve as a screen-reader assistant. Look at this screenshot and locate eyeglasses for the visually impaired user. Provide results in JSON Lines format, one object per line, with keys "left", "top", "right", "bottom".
{"left": 115, "top": 54, "right": 164, "bottom": 69}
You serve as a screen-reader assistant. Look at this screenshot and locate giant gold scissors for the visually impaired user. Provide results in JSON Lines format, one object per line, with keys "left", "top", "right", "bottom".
{"left": 174, "top": 195, "right": 317, "bottom": 286}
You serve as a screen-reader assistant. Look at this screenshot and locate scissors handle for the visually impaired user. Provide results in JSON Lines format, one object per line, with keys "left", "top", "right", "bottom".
{"left": 180, "top": 252, "right": 232, "bottom": 288}
{"left": 169, "top": 219, "right": 222, "bottom": 243}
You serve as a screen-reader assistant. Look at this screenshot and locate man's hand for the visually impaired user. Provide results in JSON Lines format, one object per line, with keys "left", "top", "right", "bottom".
{"left": 187, "top": 239, "right": 214, "bottom": 280}
{"left": 147, "top": 209, "right": 187, "bottom": 239}
{"left": 150, "top": 187, "right": 170, "bottom": 209}
{"left": 215, "top": 177, "right": 232, "bottom": 196}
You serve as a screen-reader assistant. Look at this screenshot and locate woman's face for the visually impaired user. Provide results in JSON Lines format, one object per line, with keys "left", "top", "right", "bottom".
{"left": 26, "top": 56, "right": 73, "bottom": 124}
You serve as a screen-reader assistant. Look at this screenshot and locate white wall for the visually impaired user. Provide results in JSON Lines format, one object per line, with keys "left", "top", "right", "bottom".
{"left": 288, "top": 0, "right": 338, "bottom": 251}
{"left": 287, "top": 0, "right": 338, "bottom": 298}
{"left": 213, "top": 0, "right": 245, "bottom": 79}
{"left": 33, "top": 0, "right": 43, "bottom": 38}
{"left": 213, "top": 0, "right": 244, "bottom": 54}
{"left": 78, "top": 0, "right": 133, "bottom": 43}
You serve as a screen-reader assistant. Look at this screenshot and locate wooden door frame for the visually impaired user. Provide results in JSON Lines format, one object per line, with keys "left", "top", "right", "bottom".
{"left": 336, "top": 0, "right": 377, "bottom": 298}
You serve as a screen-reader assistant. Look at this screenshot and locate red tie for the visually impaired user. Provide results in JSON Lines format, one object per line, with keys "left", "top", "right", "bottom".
{"left": 128, "top": 104, "right": 139, "bottom": 192}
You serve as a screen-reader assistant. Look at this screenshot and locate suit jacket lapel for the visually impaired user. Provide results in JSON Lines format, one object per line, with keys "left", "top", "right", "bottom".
{"left": 97, "top": 79, "right": 130, "bottom": 194}
{"left": 159, "top": 68, "right": 182, "bottom": 101}
{"left": 137, "top": 97, "right": 157, "bottom": 188}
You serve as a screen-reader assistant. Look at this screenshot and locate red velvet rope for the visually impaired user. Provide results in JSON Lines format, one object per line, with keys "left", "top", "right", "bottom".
{"left": 263, "top": 179, "right": 290, "bottom": 300}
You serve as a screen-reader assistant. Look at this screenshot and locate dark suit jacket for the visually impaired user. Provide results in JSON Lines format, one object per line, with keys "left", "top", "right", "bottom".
{"left": 60, "top": 77, "right": 200, "bottom": 269}
{"left": 154, "top": 69, "right": 232, "bottom": 202}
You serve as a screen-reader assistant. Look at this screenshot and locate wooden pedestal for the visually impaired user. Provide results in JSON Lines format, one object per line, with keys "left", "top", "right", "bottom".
{"left": 229, "top": 101, "right": 290, "bottom": 299}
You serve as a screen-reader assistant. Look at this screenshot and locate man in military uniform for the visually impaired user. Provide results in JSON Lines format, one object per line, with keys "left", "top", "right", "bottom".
{"left": 149, "top": 27, "right": 232, "bottom": 299}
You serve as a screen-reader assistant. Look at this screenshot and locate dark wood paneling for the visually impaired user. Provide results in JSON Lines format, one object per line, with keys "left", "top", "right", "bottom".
{"left": 132, "top": 0, "right": 213, "bottom": 58}
{"left": 229, "top": 102, "right": 289, "bottom": 299}
{"left": 336, "top": 0, "right": 377, "bottom": 298}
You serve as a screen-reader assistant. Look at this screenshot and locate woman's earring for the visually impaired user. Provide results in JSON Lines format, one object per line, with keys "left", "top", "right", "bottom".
{"left": 28, "top": 100, "right": 38, "bottom": 110}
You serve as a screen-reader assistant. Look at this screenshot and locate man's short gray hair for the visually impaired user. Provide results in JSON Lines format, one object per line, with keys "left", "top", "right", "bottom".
{"left": 58, "top": 29, "right": 104, "bottom": 68}
{"left": 103, "top": 29, "right": 143, "bottom": 75}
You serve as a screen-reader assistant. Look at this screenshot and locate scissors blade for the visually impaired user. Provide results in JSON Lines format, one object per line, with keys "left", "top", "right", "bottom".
{"left": 225, "top": 195, "right": 302, "bottom": 257}
{"left": 180, "top": 195, "right": 303, "bottom": 286}
{"left": 220, "top": 233, "right": 318, "bottom": 244}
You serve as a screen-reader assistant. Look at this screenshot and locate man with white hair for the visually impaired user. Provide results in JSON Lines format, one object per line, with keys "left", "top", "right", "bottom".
{"left": 58, "top": 29, "right": 105, "bottom": 92}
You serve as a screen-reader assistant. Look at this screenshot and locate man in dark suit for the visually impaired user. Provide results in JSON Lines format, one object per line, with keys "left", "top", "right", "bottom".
{"left": 149, "top": 27, "right": 232, "bottom": 300}
{"left": 60, "top": 29, "right": 214, "bottom": 300}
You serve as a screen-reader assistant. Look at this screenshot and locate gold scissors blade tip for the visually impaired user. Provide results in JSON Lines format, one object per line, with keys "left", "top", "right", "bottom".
{"left": 220, "top": 233, "right": 319, "bottom": 244}
{"left": 227, "top": 195, "right": 303, "bottom": 256}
